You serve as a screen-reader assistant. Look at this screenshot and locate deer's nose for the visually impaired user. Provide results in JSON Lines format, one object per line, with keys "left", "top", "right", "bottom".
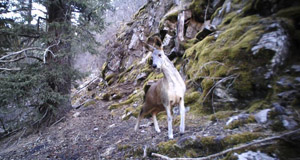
{"left": 152, "top": 64, "right": 157, "bottom": 68}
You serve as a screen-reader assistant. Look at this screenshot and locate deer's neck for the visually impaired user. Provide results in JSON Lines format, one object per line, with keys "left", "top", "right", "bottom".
{"left": 161, "top": 59, "right": 185, "bottom": 89}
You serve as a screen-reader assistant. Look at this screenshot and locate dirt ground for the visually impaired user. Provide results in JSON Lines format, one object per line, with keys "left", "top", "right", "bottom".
{"left": 0, "top": 93, "right": 265, "bottom": 160}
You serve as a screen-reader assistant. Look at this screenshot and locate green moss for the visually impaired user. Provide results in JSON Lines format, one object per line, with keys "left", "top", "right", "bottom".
{"left": 157, "top": 140, "right": 183, "bottom": 157}
{"left": 107, "top": 78, "right": 115, "bottom": 86}
{"left": 276, "top": 6, "right": 300, "bottom": 18}
{"left": 133, "top": 3, "right": 147, "bottom": 19}
{"left": 248, "top": 100, "right": 269, "bottom": 113}
{"left": 165, "top": 10, "right": 179, "bottom": 22}
{"left": 98, "top": 81, "right": 105, "bottom": 88}
{"left": 201, "top": 78, "right": 214, "bottom": 98}
{"left": 185, "top": 91, "right": 201, "bottom": 104}
{"left": 108, "top": 91, "right": 144, "bottom": 110}
{"left": 270, "top": 119, "right": 286, "bottom": 132}
{"left": 83, "top": 100, "right": 96, "bottom": 107}
{"left": 102, "top": 93, "right": 110, "bottom": 101}
{"left": 94, "top": 96, "right": 101, "bottom": 101}
{"left": 209, "top": 111, "right": 235, "bottom": 121}
{"left": 189, "top": 0, "right": 206, "bottom": 16}
{"left": 181, "top": 38, "right": 199, "bottom": 50}
{"left": 101, "top": 62, "right": 107, "bottom": 77}
{"left": 159, "top": 9, "right": 179, "bottom": 30}
{"left": 211, "top": 6, "right": 222, "bottom": 21}
{"left": 112, "top": 92, "right": 123, "bottom": 100}
{"left": 117, "top": 144, "right": 131, "bottom": 151}
{"left": 233, "top": 72, "right": 253, "bottom": 97}
{"left": 105, "top": 73, "right": 116, "bottom": 82}
{"left": 223, "top": 132, "right": 261, "bottom": 146}
{"left": 185, "top": 149, "right": 198, "bottom": 157}
{"left": 225, "top": 116, "right": 255, "bottom": 129}
{"left": 200, "top": 136, "right": 216, "bottom": 146}
{"left": 108, "top": 103, "right": 121, "bottom": 110}
{"left": 157, "top": 111, "right": 167, "bottom": 121}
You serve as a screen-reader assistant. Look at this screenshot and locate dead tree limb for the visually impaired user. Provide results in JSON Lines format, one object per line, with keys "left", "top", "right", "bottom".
{"left": 0, "top": 47, "right": 42, "bottom": 60}
{"left": 0, "top": 67, "right": 21, "bottom": 71}
{"left": 152, "top": 129, "right": 300, "bottom": 160}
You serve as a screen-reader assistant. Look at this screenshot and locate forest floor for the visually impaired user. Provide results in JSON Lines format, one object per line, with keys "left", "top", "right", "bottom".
{"left": 0, "top": 81, "right": 272, "bottom": 160}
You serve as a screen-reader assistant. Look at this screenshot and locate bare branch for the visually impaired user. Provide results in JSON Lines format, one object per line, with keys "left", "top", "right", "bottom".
{"left": 43, "top": 40, "right": 61, "bottom": 63}
{"left": 152, "top": 129, "right": 300, "bottom": 160}
{"left": 0, "top": 67, "right": 21, "bottom": 71}
{"left": 0, "top": 47, "right": 42, "bottom": 60}
{"left": 202, "top": 74, "right": 238, "bottom": 103}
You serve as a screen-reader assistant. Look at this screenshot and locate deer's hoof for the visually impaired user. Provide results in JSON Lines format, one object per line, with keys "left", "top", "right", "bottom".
{"left": 168, "top": 135, "right": 174, "bottom": 139}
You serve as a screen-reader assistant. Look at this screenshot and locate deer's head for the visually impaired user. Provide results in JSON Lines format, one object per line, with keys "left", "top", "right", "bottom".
{"left": 152, "top": 48, "right": 166, "bottom": 70}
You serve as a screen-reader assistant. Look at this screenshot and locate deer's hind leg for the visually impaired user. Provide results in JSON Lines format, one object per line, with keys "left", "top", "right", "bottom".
{"left": 152, "top": 112, "right": 161, "bottom": 133}
{"left": 135, "top": 107, "right": 145, "bottom": 131}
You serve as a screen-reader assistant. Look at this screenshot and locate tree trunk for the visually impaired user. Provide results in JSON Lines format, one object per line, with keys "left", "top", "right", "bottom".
{"left": 45, "top": 0, "right": 72, "bottom": 119}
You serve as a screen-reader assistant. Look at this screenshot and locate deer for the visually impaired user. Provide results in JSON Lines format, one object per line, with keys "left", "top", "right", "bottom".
{"left": 134, "top": 37, "right": 186, "bottom": 139}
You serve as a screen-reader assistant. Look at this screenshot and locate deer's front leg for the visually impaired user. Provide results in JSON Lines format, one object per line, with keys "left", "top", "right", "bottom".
{"left": 179, "top": 98, "right": 185, "bottom": 134}
{"left": 165, "top": 105, "right": 173, "bottom": 139}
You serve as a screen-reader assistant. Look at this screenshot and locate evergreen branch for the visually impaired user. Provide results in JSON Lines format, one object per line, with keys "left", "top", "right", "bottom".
{"left": 152, "top": 129, "right": 300, "bottom": 160}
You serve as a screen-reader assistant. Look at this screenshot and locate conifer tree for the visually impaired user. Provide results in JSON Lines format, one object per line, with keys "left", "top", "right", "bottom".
{"left": 0, "top": 0, "right": 110, "bottom": 133}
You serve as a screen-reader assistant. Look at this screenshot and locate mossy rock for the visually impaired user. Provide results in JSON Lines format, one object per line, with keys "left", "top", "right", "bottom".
{"left": 182, "top": 13, "right": 269, "bottom": 112}
{"left": 185, "top": 91, "right": 201, "bottom": 105}
{"left": 247, "top": 100, "right": 269, "bottom": 113}
{"left": 223, "top": 132, "right": 261, "bottom": 146}
{"left": 105, "top": 73, "right": 116, "bottom": 82}
{"left": 102, "top": 93, "right": 111, "bottom": 101}
{"left": 224, "top": 115, "right": 256, "bottom": 129}
{"left": 108, "top": 91, "right": 144, "bottom": 110}
{"left": 108, "top": 103, "right": 121, "bottom": 110}
{"left": 209, "top": 111, "right": 236, "bottom": 121}
{"left": 157, "top": 140, "right": 184, "bottom": 157}
{"left": 101, "top": 62, "right": 107, "bottom": 77}
{"left": 111, "top": 92, "right": 123, "bottom": 100}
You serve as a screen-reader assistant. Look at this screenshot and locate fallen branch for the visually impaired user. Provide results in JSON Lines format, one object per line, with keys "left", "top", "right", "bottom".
{"left": 50, "top": 116, "right": 65, "bottom": 127}
{"left": 152, "top": 129, "right": 300, "bottom": 160}
{"left": 0, "top": 67, "right": 21, "bottom": 71}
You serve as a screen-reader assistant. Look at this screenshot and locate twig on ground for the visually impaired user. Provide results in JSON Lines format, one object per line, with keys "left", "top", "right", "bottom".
{"left": 151, "top": 129, "right": 300, "bottom": 160}
{"left": 14, "top": 127, "right": 27, "bottom": 146}
{"left": 50, "top": 116, "right": 65, "bottom": 127}
{"left": 143, "top": 145, "right": 148, "bottom": 158}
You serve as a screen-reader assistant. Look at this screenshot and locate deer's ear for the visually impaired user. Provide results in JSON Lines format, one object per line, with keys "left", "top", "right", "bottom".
{"left": 155, "top": 38, "right": 162, "bottom": 48}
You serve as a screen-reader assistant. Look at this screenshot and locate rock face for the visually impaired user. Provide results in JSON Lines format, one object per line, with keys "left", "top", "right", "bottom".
{"left": 98, "top": 0, "right": 300, "bottom": 158}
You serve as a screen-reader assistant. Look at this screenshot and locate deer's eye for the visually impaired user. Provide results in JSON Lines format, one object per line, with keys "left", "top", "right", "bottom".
{"left": 158, "top": 54, "right": 162, "bottom": 57}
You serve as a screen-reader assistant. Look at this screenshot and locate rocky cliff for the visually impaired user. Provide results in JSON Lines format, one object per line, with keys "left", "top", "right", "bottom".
{"left": 96, "top": 0, "right": 300, "bottom": 158}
